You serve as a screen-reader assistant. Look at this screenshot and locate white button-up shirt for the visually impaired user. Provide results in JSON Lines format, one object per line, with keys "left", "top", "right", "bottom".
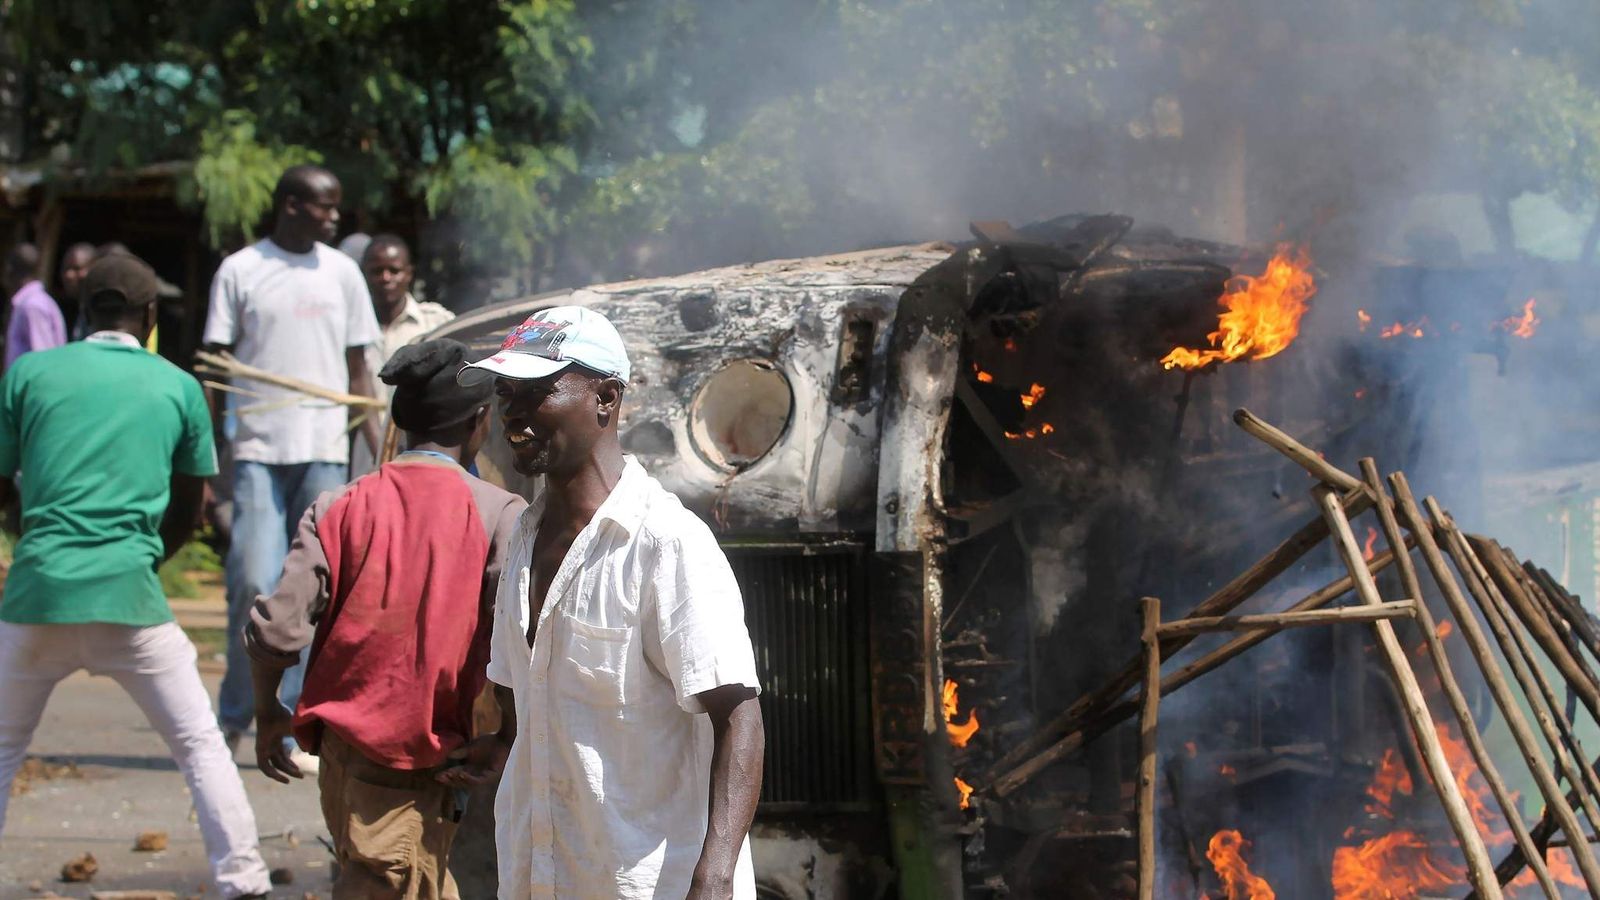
{"left": 488, "top": 457, "right": 761, "bottom": 899}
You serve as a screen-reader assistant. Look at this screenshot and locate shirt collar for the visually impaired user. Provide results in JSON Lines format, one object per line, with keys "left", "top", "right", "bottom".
{"left": 85, "top": 330, "right": 143, "bottom": 349}
{"left": 10, "top": 280, "right": 43, "bottom": 303}
{"left": 527, "top": 455, "right": 649, "bottom": 539}
{"left": 387, "top": 294, "right": 422, "bottom": 328}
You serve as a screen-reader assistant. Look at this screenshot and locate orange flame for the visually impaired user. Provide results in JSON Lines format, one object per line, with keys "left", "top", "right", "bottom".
{"left": 1219, "top": 763, "right": 1238, "bottom": 778}
{"left": 1363, "top": 526, "right": 1379, "bottom": 562}
{"left": 1436, "top": 620, "right": 1453, "bottom": 641}
{"left": 954, "top": 776, "right": 974, "bottom": 810}
{"left": 1380, "top": 317, "right": 1429, "bottom": 340}
{"left": 942, "top": 679, "right": 980, "bottom": 748}
{"left": 1020, "top": 382, "right": 1046, "bottom": 410}
{"left": 975, "top": 368, "right": 995, "bottom": 384}
{"left": 1207, "top": 830, "right": 1277, "bottom": 900}
{"left": 1160, "top": 245, "right": 1316, "bottom": 370}
{"left": 1495, "top": 298, "right": 1539, "bottom": 339}
{"left": 1357, "top": 308, "right": 1372, "bottom": 332}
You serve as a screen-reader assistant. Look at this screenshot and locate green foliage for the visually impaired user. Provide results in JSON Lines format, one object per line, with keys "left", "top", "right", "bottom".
{"left": 420, "top": 137, "right": 577, "bottom": 273}
{"left": 158, "top": 538, "right": 222, "bottom": 600}
{"left": 184, "top": 113, "right": 322, "bottom": 247}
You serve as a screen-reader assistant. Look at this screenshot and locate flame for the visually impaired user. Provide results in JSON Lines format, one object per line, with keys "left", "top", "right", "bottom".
{"left": 954, "top": 776, "right": 974, "bottom": 810}
{"left": 1185, "top": 740, "right": 1198, "bottom": 758}
{"left": 1363, "top": 526, "right": 1379, "bottom": 562}
{"left": 1040, "top": 423, "right": 1055, "bottom": 435}
{"left": 1436, "top": 620, "right": 1453, "bottom": 641}
{"left": 1020, "top": 383, "right": 1046, "bottom": 410}
{"left": 1380, "top": 317, "right": 1430, "bottom": 340}
{"left": 942, "top": 679, "right": 980, "bottom": 748}
{"left": 1207, "top": 830, "right": 1277, "bottom": 900}
{"left": 974, "top": 368, "right": 995, "bottom": 384}
{"left": 1160, "top": 245, "right": 1316, "bottom": 370}
{"left": 1357, "top": 308, "right": 1372, "bottom": 332}
{"left": 1003, "top": 337, "right": 1018, "bottom": 352}
{"left": 1495, "top": 298, "right": 1539, "bottom": 339}
{"left": 1219, "top": 763, "right": 1238, "bottom": 778}
{"left": 1354, "top": 387, "right": 1367, "bottom": 400}
{"left": 1331, "top": 723, "right": 1582, "bottom": 897}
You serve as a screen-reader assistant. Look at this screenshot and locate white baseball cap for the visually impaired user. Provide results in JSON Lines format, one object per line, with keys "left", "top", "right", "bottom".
{"left": 458, "top": 305, "right": 632, "bottom": 386}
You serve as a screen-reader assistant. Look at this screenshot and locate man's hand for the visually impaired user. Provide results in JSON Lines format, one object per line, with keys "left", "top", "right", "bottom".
{"left": 436, "top": 734, "right": 510, "bottom": 788}
{"left": 254, "top": 707, "right": 303, "bottom": 784}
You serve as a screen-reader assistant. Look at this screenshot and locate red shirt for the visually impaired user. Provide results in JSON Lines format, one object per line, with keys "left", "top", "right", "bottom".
{"left": 245, "top": 457, "right": 524, "bottom": 769}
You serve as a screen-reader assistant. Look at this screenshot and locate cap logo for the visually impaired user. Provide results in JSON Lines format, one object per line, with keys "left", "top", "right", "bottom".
{"left": 500, "top": 320, "right": 571, "bottom": 359}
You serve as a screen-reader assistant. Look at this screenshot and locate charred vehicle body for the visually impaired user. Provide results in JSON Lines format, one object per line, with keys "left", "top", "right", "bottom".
{"left": 433, "top": 214, "right": 1571, "bottom": 897}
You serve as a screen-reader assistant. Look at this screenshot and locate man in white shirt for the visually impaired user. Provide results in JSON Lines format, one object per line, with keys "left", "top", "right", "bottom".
{"left": 444, "top": 306, "right": 765, "bottom": 899}
{"left": 350, "top": 234, "right": 455, "bottom": 477}
{"left": 202, "top": 165, "right": 384, "bottom": 762}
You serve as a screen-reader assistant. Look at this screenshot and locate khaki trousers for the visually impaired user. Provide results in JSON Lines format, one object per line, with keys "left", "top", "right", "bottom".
{"left": 318, "top": 730, "right": 462, "bottom": 900}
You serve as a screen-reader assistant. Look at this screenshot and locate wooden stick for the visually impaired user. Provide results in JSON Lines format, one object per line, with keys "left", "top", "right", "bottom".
{"left": 1478, "top": 753, "right": 1597, "bottom": 897}
{"left": 1389, "top": 473, "right": 1600, "bottom": 897}
{"left": 982, "top": 486, "right": 1373, "bottom": 792}
{"left": 1154, "top": 602, "right": 1416, "bottom": 639}
{"left": 380, "top": 417, "right": 401, "bottom": 465}
{"left": 195, "top": 350, "right": 385, "bottom": 409}
{"left": 1232, "top": 407, "right": 1368, "bottom": 494}
{"left": 1523, "top": 560, "right": 1600, "bottom": 666}
{"left": 1358, "top": 463, "right": 1559, "bottom": 899}
{"left": 1474, "top": 539, "right": 1600, "bottom": 720}
{"left": 1138, "top": 597, "right": 1160, "bottom": 900}
{"left": 1435, "top": 507, "right": 1600, "bottom": 835}
{"left": 1315, "top": 485, "right": 1504, "bottom": 900}
{"left": 1510, "top": 559, "right": 1595, "bottom": 675}
{"left": 983, "top": 537, "right": 1408, "bottom": 796}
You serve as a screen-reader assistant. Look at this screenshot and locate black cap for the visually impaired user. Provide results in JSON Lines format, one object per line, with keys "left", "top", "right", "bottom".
{"left": 380, "top": 339, "right": 493, "bottom": 434}
{"left": 81, "top": 253, "right": 159, "bottom": 314}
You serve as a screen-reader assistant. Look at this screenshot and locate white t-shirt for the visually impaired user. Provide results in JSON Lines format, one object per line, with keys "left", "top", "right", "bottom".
{"left": 488, "top": 457, "right": 761, "bottom": 899}
{"left": 203, "top": 239, "right": 380, "bottom": 465}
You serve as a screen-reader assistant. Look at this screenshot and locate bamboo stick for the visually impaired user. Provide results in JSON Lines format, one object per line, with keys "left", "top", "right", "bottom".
{"left": 1357, "top": 462, "right": 1559, "bottom": 899}
{"left": 1138, "top": 597, "right": 1160, "bottom": 900}
{"left": 1433, "top": 506, "right": 1600, "bottom": 836}
{"left": 983, "top": 538, "right": 1409, "bottom": 797}
{"left": 195, "top": 350, "right": 385, "bottom": 409}
{"left": 982, "top": 486, "right": 1373, "bottom": 793}
{"left": 1154, "top": 601, "right": 1415, "bottom": 639}
{"left": 1232, "top": 407, "right": 1368, "bottom": 494}
{"left": 1389, "top": 473, "right": 1600, "bottom": 897}
{"left": 1476, "top": 539, "right": 1600, "bottom": 717}
{"left": 1315, "top": 485, "right": 1504, "bottom": 900}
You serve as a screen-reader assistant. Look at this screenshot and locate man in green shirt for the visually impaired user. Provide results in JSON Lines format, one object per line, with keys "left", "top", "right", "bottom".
{"left": 0, "top": 254, "right": 272, "bottom": 897}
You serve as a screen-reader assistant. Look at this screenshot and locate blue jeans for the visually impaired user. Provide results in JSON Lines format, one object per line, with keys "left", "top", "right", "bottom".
{"left": 217, "top": 460, "right": 347, "bottom": 733}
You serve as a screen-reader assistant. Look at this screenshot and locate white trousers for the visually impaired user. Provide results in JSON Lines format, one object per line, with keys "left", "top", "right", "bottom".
{"left": 0, "top": 620, "right": 272, "bottom": 897}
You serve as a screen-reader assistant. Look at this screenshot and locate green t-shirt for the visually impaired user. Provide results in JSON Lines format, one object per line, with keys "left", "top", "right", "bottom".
{"left": 0, "top": 337, "right": 217, "bottom": 625}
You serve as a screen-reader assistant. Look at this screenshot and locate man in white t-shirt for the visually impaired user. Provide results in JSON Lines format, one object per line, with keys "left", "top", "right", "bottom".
{"left": 203, "top": 165, "right": 383, "bottom": 762}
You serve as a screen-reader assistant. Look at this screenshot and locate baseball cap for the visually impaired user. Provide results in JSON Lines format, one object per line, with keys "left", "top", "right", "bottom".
{"left": 458, "top": 305, "right": 632, "bottom": 386}
{"left": 81, "top": 253, "right": 159, "bottom": 313}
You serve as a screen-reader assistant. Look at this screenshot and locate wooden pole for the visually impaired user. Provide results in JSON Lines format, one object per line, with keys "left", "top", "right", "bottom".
{"left": 1473, "top": 538, "right": 1600, "bottom": 721}
{"left": 1522, "top": 561, "right": 1600, "bottom": 664}
{"left": 982, "top": 486, "right": 1373, "bottom": 792}
{"left": 1315, "top": 485, "right": 1505, "bottom": 900}
{"left": 1433, "top": 506, "right": 1600, "bottom": 834}
{"left": 1154, "top": 601, "right": 1415, "bottom": 639}
{"left": 1138, "top": 598, "right": 1160, "bottom": 900}
{"left": 1389, "top": 473, "right": 1600, "bottom": 896}
{"left": 1357, "top": 462, "right": 1560, "bottom": 899}
{"left": 1233, "top": 407, "right": 1368, "bottom": 494}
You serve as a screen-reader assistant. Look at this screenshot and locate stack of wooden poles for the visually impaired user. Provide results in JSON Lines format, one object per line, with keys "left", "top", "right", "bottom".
{"left": 972, "top": 408, "right": 1600, "bottom": 900}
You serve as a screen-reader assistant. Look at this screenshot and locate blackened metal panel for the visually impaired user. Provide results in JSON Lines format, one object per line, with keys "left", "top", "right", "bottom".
{"left": 729, "top": 545, "right": 874, "bottom": 807}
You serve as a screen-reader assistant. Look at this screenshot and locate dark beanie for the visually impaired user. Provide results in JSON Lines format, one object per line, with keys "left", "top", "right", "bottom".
{"left": 380, "top": 339, "right": 492, "bottom": 434}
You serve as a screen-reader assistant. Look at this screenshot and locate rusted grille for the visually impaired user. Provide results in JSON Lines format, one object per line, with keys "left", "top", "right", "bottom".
{"left": 729, "top": 545, "right": 874, "bottom": 809}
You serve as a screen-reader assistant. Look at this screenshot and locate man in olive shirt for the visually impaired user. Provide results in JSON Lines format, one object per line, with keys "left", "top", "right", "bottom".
{"left": 0, "top": 254, "right": 272, "bottom": 898}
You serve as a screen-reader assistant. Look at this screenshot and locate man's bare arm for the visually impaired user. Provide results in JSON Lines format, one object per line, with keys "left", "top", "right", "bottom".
{"left": 345, "top": 346, "right": 383, "bottom": 458}
{"left": 437, "top": 683, "right": 518, "bottom": 787}
{"left": 689, "top": 684, "right": 764, "bottom": 900}
{"left": 159, "top": 474, "right": 206, "bottom": 563}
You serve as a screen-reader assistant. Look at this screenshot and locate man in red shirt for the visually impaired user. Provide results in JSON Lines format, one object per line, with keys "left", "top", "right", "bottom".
{"left": 244, "top": 338, "right": 524, "bottom": 897}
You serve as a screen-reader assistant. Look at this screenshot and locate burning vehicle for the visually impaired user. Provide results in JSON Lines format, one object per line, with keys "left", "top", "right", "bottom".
{"left": 431, "top": 213, "right": 1593, "bottom": 898}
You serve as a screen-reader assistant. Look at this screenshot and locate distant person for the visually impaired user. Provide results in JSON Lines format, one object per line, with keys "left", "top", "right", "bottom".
{"left": 203, "top": 164, "right": 383, "bottom": 771}
{"left": 0, "top": 254, "right": 273, "bottom": 898}
{"left": 58, "top": 242, "right": 95, "bottom": 337}
{"left": 337, "top": 231, "right": 372, "bottom": 263}
{"left": 247, "top": 338, "right": 523, "bottom": 897}
{"left": 3, "top": 244, "right": 66, "bottom": 368}
{"left": 350, "top": 234, "right": 454, "bottom": 476}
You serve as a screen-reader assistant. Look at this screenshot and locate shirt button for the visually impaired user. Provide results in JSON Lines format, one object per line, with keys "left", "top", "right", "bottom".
{"left": 536, "top": 733, "right": 546, "bottom": 743}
